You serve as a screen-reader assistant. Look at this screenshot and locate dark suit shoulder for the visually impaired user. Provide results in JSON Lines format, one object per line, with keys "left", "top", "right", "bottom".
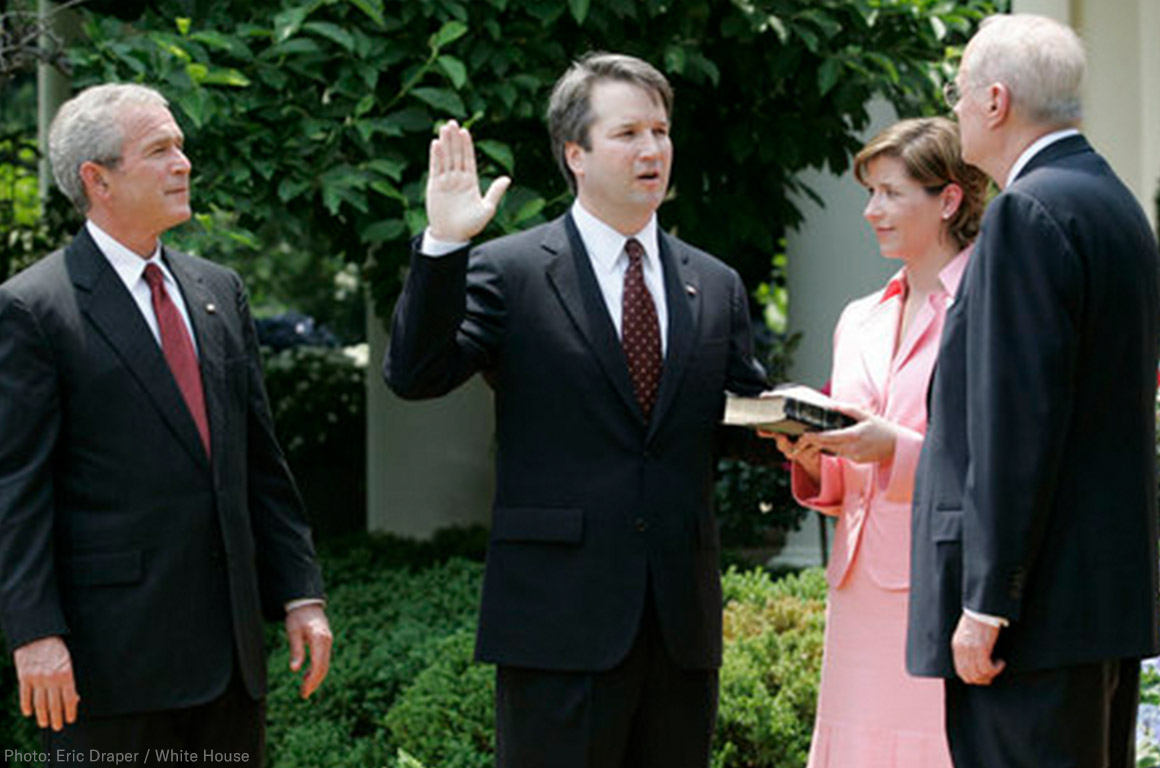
{"left": 0, "top": 248, "right": 74, "bottom": 326}
{"left": 469, "top": 219, "right": 563, "bottom": 272}
{"left": 0, "top": 247, "right": 68, "bottom": 297}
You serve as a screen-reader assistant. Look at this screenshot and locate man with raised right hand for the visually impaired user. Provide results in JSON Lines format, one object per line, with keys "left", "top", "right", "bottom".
{"left": 385, "top": 52, "right": 774, "bottom": 767}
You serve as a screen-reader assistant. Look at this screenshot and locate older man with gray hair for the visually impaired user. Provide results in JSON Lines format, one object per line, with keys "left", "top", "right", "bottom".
{"left": 0, "top": 83, "right": 331, "bottom": 764}
{"left": 907, "top": 14, "right": 1160, "bottom": 768}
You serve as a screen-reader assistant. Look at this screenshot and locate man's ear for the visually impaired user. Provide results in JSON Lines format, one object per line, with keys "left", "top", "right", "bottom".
{"left": 564, "top": 141, "right": 585, "bottom": 179}
{"left": 984, "top": 83, "right": 1011, "bottom": 128}
{"left": 79, "top": 161, "right": 110, "bottom": 200}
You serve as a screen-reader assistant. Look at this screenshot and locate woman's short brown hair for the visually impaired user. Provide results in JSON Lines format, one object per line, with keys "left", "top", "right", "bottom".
{"left": 853, "top": 117, "right": 988, "bottom": 250}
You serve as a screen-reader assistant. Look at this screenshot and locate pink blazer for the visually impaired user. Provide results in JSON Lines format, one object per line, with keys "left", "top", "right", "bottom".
{"left": 793, "top": 248, "right": 970, "bottom": 590}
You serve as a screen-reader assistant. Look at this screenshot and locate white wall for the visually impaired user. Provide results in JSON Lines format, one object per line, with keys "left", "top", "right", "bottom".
{"left": 366, "top": 305, "right": 494, "bottom": 537}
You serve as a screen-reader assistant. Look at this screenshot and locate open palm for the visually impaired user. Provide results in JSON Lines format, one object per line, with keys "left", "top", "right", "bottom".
{"left": 426, "top": 120, "right": 511, "bottom": 242}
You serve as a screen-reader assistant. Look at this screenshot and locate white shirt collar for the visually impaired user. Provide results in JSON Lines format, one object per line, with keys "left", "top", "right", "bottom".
{"left": 86, "top": 219, "right": 177, "bottom": 288}
{"left": 570, "top": 200, "right": 660, "bottom": 275}
{"left": 1006, "top": 128, "right": 1081, "bottom": 188}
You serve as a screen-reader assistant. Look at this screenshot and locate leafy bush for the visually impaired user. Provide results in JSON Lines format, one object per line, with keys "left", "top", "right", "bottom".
{"left": 264, "top": 547, "right": 485, "bottom": 768}
{"left": 68, "top": 0, "right": 1001, "bottom": 325}
{"left": 375, "top": 563, "right": 827, "bottom": 768}
{"left": 715, "top": 567, "right": 827, "bottom": 768}
{"left": 383, "top": 630, "right": 495, "bottom": 768}
{"left": 261, "top": 344, "right": 368, "bottom": 538}
{"left": 715, "top": 456, "right": 799, "bottom": 550}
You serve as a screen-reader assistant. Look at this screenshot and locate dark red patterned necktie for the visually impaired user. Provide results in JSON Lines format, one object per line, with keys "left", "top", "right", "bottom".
{"left": 621, "top": 238, "right": 662, "bottom": 420}
{"left": 144, "top": 263, "right": 210, "bottom": 456}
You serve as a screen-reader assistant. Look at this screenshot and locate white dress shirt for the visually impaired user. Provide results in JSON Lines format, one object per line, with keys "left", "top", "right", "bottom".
{"left": 86, "top": 219, "right": 199, "bottom": 356}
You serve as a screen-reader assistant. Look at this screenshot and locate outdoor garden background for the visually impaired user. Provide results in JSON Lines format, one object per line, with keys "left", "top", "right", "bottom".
{"left": 3, "top": 1, "right": 1160, "bottom": 766}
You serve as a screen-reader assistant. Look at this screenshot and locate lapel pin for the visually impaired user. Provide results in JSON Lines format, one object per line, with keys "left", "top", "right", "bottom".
{"left": 685, "top": 284, "right": 697, "bottom": 297}
{"left": 206, "top": 303, "right": 217, "bottom": 314}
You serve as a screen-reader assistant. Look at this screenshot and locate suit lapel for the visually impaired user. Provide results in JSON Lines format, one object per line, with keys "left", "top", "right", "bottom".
{"left": 68, "top": 229, "right": 210, "bottom": 470}
{"left": 543, "top": 215, "right": 641, "bottom": 420}
{"left": 165, "top": 248, "right": 225, "bottom": 463}
{"left": 646, "top": 233, "right": 698, "bottom": 436}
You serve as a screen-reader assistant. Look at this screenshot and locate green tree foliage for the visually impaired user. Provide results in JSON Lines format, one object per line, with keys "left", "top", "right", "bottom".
{"left": 66, "top": 0, "right": 1000, "bottom": 328}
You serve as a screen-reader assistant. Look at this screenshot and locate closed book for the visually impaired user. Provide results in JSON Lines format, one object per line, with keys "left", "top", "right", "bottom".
{"left": 722, "top": 385, "right": 857, "bottom": 435}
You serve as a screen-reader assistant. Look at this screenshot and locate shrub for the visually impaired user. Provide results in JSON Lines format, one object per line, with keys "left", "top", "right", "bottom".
{"left": 383, "top": 630, "right": 495, "bottom": 768}
{"left": 263, "top": 547, "right": 484, "bottom": 768}
{"left": 715, "top": 567, "right": 827, "bottom": 768}
{"left": 261, "top": 344, "right": 367, "bottom": 539}
{"left": 372, "top": 564, "right": 828, "bottom": 768}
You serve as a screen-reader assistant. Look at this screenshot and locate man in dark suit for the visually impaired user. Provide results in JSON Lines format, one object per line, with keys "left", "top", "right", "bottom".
{"left": 0, "top": 83, "right": 332, "bottom": 763}
{"left": 385, "top": 53, "right": 771, "bottom": 767}
{"left": 907, "top": 14, "right": 1160, "bottom": 767}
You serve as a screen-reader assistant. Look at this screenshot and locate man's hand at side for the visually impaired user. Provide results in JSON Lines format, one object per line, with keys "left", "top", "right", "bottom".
{"left": 285, "top": 603, "right": 332, "bottom": 699}
{"left": 426, "top": 120, "right": 511, "bottom": 243}
{"left": 951, "top": 611, "right": 1006, "bottom": 685}
{"left": 14, "top": 635, "right": 80, "bottom": 731}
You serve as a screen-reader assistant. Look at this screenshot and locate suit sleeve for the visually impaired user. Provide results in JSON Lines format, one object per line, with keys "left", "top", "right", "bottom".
{"left": 0, "top": 289, "right": 69, "bottom": 651}
{"left": 234, "top": 275, "right": 325, "bottom": 619}
{"left": 962, "top": 191, "right": 1082, "bottom": 621}
{"left": 384, "top": 238, "right": 505, "bottom": 399}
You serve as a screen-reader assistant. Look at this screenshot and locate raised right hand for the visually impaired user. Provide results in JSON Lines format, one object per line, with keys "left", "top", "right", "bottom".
{"left": 426, "top": 120, "right": 511, "bottom": 243}
{"left": 14, "top": 635, "right": 80, "bottom": 731}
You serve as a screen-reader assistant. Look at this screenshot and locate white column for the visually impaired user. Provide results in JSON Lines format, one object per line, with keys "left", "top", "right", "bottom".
{"left": 1139, "top": 0, "right": 1160, "bottom": 231}
{"left": 1011, "top": 0, "right": 1071, "bottom": 21}
{"left": 365, "top": 302, "right": 494, "bottom": 538}
{"left": 36, "top": 0, "right": 78, "bottom": 197}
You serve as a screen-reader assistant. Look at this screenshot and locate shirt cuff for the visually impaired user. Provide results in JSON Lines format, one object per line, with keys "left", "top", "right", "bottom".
{"left": 421, "top": 229, "right": 470, "bottom": 256}
{"left": 964, "top": 607, "right": 1009, "bottom": 627}
{"left": 285, "top": 598, "right": 326, "bottom": 614}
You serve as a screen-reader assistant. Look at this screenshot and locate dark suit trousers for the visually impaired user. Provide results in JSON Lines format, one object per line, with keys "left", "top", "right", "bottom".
{"left": 495, "top": 586, "right": 717, "bottom": 768}
{"left": 945, "top": 658, "right": 1139, "bottom": 768}
{"left": 42, "top": 669, "right": 264, "bottom": 767}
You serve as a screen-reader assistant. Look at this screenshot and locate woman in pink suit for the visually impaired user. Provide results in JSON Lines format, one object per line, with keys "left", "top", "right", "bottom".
{"left": 774, "top": 118, "right": 987, "bottom": 768}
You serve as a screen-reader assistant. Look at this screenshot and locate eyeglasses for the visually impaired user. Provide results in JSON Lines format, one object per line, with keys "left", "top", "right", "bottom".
{"left": 943, "top": 80, "right": 970, "bottom": 109}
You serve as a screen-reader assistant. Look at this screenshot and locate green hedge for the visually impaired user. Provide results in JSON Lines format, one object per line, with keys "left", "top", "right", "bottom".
{"left": 0, "top": 533, "right": 825, "bottom": 767}
{"left": 376, "top": 562, "right": 827, "bottom": 768}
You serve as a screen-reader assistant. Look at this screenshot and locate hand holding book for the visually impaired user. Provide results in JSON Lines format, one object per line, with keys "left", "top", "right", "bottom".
{"left": 723, "top": 385, "right": 901, "bottom": 466}
{"left": 794, "top": 403, "right": 900, "bottom": 465}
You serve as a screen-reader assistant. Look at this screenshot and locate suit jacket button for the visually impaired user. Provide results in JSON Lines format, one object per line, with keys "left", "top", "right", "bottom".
{"left": 634, "top": 518, "right": 648, "bottom": 532}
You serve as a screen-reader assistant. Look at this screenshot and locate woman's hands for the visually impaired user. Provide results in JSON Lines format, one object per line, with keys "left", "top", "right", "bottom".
{"left": 798, "top": 404, "right": 900, "bottom": 464}
{"left": 768, "top": 432, "right": 823, "bottom": 484}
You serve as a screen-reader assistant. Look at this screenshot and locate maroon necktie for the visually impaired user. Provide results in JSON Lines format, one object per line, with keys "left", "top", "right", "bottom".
{"left": 143, "top": 263, "right": 210, "bottom": 456}
{"left": 621, "top": 238, "right": 662, "bottom": 420}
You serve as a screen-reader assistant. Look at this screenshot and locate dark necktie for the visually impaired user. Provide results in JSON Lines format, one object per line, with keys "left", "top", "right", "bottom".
{"left": 621, "top": 238, "right": 662, "bottom": 420}
{"left": 144, "top": 263, "right": 210, "bottom": 456}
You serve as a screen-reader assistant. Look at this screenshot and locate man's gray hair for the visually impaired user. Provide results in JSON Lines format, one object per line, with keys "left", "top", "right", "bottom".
{"left": 966, "top": 14, "right": 1085, "bottom": 127}
{"left": 48, "top": 83, "right": 169, "bottom": 213}
{"left": 547, "top": 52, "right": 672, "bottom": 193}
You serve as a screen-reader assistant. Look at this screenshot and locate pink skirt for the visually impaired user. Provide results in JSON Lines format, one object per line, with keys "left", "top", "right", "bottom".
{"left": 806, "top": 551, "right": 953, "bottom": 768}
